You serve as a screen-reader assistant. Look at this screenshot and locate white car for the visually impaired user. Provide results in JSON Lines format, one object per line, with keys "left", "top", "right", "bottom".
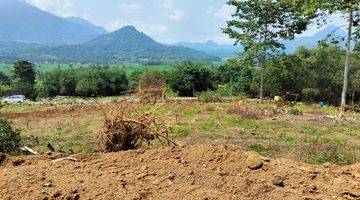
{"left": 2, "top": 95, "right": 27, "bottom": 104}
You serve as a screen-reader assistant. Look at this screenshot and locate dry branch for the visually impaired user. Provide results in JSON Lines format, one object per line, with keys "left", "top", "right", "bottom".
{"left": 99, "top": 103, "right": 176, "bottom": 152}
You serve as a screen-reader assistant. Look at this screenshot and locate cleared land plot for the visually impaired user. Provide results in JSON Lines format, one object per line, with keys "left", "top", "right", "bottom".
{"left": 1, "top": 98, "right": 359, "bottom": 165}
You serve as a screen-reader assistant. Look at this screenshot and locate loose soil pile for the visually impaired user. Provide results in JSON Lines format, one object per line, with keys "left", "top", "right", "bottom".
{"left": 0, "top": 144, "right": 359, "bottom": 200}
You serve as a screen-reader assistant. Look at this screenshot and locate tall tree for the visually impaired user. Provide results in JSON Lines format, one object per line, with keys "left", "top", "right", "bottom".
{"left": 12, "top": 60, "right": 36, "bottom": 98}
{"left": 324, "top": 1, "right": 360, "bottom": 107}
{"left": 223, "top": 0, "right": 316, "bottom": 103}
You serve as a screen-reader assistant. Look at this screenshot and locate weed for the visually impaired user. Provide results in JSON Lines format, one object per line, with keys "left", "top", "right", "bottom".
{"left": 288, "top": 107, "right": 303, "bottom": 115}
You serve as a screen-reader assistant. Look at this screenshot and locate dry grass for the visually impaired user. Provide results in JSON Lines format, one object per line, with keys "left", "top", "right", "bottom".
{"left": 99, "top": 103, "right": 176, "bottom": 151}
{"left": 227, "top": 104, "right": 264, "bottom": 120}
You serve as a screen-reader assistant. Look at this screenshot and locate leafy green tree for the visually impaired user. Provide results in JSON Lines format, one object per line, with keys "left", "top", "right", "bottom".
{"left": 215, "top": 59, "right": 257, "bottom": 96}
{"left": 75, "top": 78, "right": 99, "bottom": 97}
{"left": 318, "top": 0, "right": 360, "bottom": 107}
{"left": 59, "top": 69, "right": 77, "bottom": 96}
{"left": 0, "top": 119, "right": 21, "bottom": 153}
{"left": 0, "top": 72, "right": 10, "bottom": 85}
{"left": 265, "top": 54, "right": 309, "bottom": 97}
{"left": 169, "top": 61, "right": 214, "bottom": 97}
{"left": 223, "top": 0, "right": 316, "bottom": 103}
{"left": 12, "top": 61, "right": 36, "bottom": 98}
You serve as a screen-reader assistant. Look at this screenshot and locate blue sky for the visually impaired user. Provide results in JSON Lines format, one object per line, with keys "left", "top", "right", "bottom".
{"left": 24, "top": 0, "right": 346, "bottom": 44}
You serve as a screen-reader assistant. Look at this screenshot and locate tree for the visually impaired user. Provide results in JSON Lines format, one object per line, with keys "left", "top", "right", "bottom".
{"left": 223, "top": 0, "right": 316, "bottom": 103}
{"left": 168, "top": 61, "right": 214, "bottom": 97}
{"left": 0, "top": 119, "right": 21, "bottom": 153}
{"left": 316, "top": 0, "right": 360, "bottom": 107}
{"left": 12, "top": 61, "right": 36, "bottom": 99}
{"left": 0, "top": 72, "right": 10, "bottom": 85}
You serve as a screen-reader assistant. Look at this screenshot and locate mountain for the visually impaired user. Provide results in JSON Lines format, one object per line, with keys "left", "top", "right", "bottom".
{"left": 65, "top": 17, "right": 108, "bottom": 36}
{"left": 176, "top": 40, "right": 243, "bottom": 58}
{"left": 282, "top": 25, "right": 347, "bottom": 53}
{"left": 0, "top": 41, "right": 45, "bottom": 52}
{"left": 177, "top": 25, "right": 348, "bottom": 57}
{"left": 0, "top": 0, "right": 106, "bottom": 45}
{"left": 0, "top": 26, "right": 220, "bottom": 63}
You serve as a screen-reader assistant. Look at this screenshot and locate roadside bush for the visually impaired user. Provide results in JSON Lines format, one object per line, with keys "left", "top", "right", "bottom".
{"left": 0, "top": 119, "right": 21, "bottom": 153}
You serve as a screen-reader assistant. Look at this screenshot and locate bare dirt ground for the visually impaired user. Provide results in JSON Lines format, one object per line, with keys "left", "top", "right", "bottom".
{"left": 1, "top": 144, "right": 359, "bottom": 200}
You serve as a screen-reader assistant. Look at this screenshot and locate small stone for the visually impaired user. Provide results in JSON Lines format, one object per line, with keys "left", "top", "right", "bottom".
{"left": 73, "top": 194, "right": 80, "bottom": 200}
{"left": 12, "top": 159, "right": 25, "bottom": 166}
{"left": 70, "top": 190, "right": 78, "bottom": 194}
{"left": 246, "top": 155, "right": 263, "bottom": 170}
{"left": 219, "top": 144, "right": 228, "bottom": 150}
{"left": 43, "top": 182, "right": 53, "bottom": 187}
{"left": 52, "top": 191, "right": 61, "bottom": 198}
{"left": 273, "top": 178, "right": 285, "bottom": 187}
{"left": 323, "top": 162, "right": 332, "bottom": 168}
{"left": 168, "top": 173, "right": 176, "bottom": 180}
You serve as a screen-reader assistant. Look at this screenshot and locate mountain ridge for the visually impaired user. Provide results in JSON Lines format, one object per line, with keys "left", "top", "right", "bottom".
{"left": 176, "top": 25, "right": 348, "bottom": 58}
{"left": 0, "top": 26, "right": 220, "bottom": 63}
{"left": 0, "top": 0, "right": 106, "bottom": 45}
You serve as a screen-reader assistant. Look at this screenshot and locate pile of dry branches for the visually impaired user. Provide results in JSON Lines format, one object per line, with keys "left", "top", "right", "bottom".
{"left": 99, "top": 103, "right": 175, "bottom": 152}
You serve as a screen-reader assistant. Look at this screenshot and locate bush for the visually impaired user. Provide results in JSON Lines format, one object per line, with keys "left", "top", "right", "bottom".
{"left": 197, "top": 91, "right": 222, "bottom": 103}
{"left": 302, "top": 88, "right": 320, "bottom": 102}
{"left": 0, "top": 119, "right": 21, "bottom": 153}
{"left": 168, "top": 61, "right": 214, "bottom": 97}
{"left": 288, "top": 107, "right": 303, "bottom": 116}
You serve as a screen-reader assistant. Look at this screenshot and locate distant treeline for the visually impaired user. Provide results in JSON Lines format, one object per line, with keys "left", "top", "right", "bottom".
{"left": 1, "top": 44, "right": 360, "bottom": 104}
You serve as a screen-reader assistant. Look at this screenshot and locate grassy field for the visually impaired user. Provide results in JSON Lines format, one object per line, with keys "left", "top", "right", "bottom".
{"left": 0, "top": 64, "right": 174, "bottom": 75}
{"left": 0, "top": 97, "right": 359, "bottom": 165}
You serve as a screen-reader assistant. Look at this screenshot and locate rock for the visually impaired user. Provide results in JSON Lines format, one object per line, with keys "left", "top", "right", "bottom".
{"left": 12, "top": 159, "right": 25, "bottom": 166}
{"left": 219, "top": 144, "right": 228, "bottom": 151}
{"left": 52, "top": 191, "right": 61, "bottom": 198}
{"left": 342, "top": 191, "right": 360, "bottom": 200}
{"left": 43, "top": 182, "right": 53, "bottom": 187}
{"left": 273, "top": 176, "right": 285, "bottom": 188}
{"left": 168, "top": 173, "right": 176, "bottom": 180}
{"left": 73, "top": 194, "right": 80, "bottom": 200}
{"left": 323, "top": 162, "right": 332, "bottom": 168}
{"left": 246, "top": 154, "right": 263, "bottom": 170}
{"left": 0, "top": 153, "right": 6, "bottom": 164}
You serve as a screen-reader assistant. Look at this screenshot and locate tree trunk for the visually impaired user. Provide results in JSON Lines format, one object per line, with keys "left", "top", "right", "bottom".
{"left": 341, "top": 8, "right": 353, "bottom": 108}
{"left": 259, "top": 57, "right": 265, "bottom": 104}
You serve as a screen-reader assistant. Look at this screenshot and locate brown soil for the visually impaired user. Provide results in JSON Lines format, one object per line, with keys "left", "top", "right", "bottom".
{"left": 1, "top": 144, "right": 359, "bottom": 200}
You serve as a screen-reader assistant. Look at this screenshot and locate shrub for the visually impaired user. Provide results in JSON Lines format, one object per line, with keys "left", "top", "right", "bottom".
{"left": 302, "top": 88, "right": 320, "bottom": 102}
{"left": 288, "top": 107, "right": 303, "bottom": 116}
{"left": 197, "top": 91, "right": 222, "bottom": 103}
{"left": 0, "top": 119, "right": 21, "bottom": 153}
{"left": 168, "top": 61, "right": 214, "bottom": 97}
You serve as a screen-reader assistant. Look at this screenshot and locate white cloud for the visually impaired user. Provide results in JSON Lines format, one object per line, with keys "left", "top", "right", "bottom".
{"left": 118, "top": 3, "right": 142, "bottom": 14}
{"left": 156, "top": 0, "right": 185, "bottom": 21}
{"left": 214, "top": 4, "right": 235, "bottom": 21}
{"left": 24, "top": 0, "right": 76, "bottom": 17}
{"left": 107, "top": 19, "right": 170, "bottom": 40}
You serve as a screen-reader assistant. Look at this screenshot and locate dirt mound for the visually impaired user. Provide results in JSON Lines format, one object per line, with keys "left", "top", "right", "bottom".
{"left": 0, "top": 144, "right": 359, "bottom": 200}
